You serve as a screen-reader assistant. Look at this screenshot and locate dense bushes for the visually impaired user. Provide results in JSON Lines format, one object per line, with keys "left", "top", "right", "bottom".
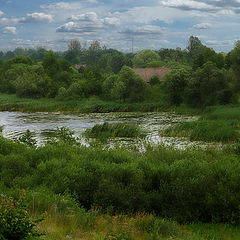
{"left": 1, "top": 136, "right": 240, "bottom": 224}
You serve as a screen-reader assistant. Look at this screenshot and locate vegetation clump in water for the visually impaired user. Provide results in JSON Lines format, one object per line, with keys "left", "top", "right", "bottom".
{"left": 84, "top": 122, "right": 146, "bottom": 139}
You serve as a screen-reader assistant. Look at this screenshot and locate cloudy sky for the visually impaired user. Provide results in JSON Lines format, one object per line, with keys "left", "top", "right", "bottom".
{"left": 0, "top": 0, "right": 240, "bottom": 52}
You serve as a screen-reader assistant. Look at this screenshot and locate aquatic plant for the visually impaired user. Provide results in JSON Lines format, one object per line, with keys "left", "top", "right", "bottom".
{"left": 84, "top": 122, "right": 146, "bottom": 139}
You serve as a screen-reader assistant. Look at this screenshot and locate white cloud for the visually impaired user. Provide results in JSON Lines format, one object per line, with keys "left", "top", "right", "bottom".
{"left": 23, "top": 13, "right": 54, "bottom": 23}
{"left": 2, "top": 26, "right": 16, "bottom": 34}
{"left": 0, "top": 17, "right": 22, "bottom": 26}
{"left": 0, "top": 10, "right": 4, "bottom": 16}
{"left": 0, "top": 13, "right": 53, "bottom": 26}
{"left": 70, "top": 12, "right": 98, "bottom": 22}
{"left": 161, "top": 0, "right": 217, "bottom": 11}
{"left": 57, "top": 12, "right": 120, "bottom": 33}
{"left": 193, "top": 22, "right": 212, "bottom": 29}
{"left": 120, "top": 25, "right": 167, "bottom": 36}
{"left": 40, "top": 2, "right": 81, "bottom": 11}
{"left": 205, "top": 39, "right": 235, "bottom": 47}
{"left": 160, "top": 0, "right": 240, "bottom": 15}
{"left": 86, "top": 0, "right": 98, "bottom": 3}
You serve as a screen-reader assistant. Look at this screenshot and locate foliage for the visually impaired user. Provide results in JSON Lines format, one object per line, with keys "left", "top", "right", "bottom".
{"left": 14, "top": 65, "right": 50, "bottom": 98}
{"left": 1, "top": 133, "right": 240, "bottom": 223}
{"left": 0, "top": 191, "right": 43, "bottom": 240}
{"left": 163, "top": 105, "right": 240, "bottom": 143}
{"left": 162, "top": 68, "right": 190, "bottom": 105}
{"left": 163, "top": 120, "right": 240, "bottom": 142}
{"left": 187, "top": 36, "right": 204, "bottom": 59}
{"left": 184, "top": 62, "right": 233, "bottom": 108}
{"left": 42, "top": 50, "right": 59, "bottom": 78}
{"left": 84, "top": 122, "right": 146, "bottom": 139}
{"left": 17, "top": 130, "right": 37, "bottom": 147}
{"left": 49, "top": 127, "right": 77, "bottom": 145}
{"left": 133, "top": 49, "right": 162, "bottom": 68}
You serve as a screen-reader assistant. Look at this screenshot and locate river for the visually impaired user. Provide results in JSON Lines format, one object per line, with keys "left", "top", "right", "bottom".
{"left": 0, "top": 111, "right": 216, "bottom": 149}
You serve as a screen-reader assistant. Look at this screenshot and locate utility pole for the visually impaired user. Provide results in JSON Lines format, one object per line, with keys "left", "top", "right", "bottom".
{"left": 132, "top": 35, "right": 134, "bottom": 54}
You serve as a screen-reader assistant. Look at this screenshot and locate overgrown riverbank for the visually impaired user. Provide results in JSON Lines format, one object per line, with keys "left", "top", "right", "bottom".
{"left": 1, "top": 133, "right": 240, "bottom": 224}
{"left": 161, "top": 105, "right": 240, "bottom": 143}
{"left": 0, "top": 93, "right": 202, "bottom": 115}
{"left": 2, "top": 188, "right": 240, "bottom": 240}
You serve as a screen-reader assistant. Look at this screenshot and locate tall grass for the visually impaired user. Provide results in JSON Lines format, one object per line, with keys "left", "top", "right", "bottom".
{"left": 163, "top": 120, "right": 240, "bottom": 143}
{"left": 84, "top": 122, "right": 146, "bottom": 139}
{"left": 1, "top": 187, "right": 240, "bottom": 240}
{"left": 162, "top": 104, "right": 240, "bottom": 143}
{"left": 0, "top": 93, "right": 168, "bottom": 113}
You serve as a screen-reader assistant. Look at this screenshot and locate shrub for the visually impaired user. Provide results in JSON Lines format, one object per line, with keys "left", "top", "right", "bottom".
{"left": 0, "top": 191, "right": 43, "bottom": 240}
{"left": 17, "top": 130, "right": 37, "bottom": 147}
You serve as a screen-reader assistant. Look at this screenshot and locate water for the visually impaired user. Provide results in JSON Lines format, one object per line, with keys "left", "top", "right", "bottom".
{"left": 0, "top": 111, "right": 216, "bottom": 149}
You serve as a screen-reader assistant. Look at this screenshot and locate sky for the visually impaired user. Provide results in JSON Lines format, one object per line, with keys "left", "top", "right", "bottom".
{"left": 0, "top": 0, "right": 240, "bottom": 52}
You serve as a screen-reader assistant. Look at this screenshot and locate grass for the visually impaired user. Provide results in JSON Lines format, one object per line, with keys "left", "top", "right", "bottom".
{"left": 0, "top": 93, "right": 168, "bottom": 113}
{"left": 84, "top": 122, "right": 146, "bottom": 139}
{"left": 163, "top": 120, "right": 240, "bottom": 143}
{"left": 0, "top": 93, "right": 203, "bottom": 115}
{"left": 2, "top": 188, "right": 240, "bottom": 240}
{"left": 162, "top": 105, "right": 240, "bottom": 143}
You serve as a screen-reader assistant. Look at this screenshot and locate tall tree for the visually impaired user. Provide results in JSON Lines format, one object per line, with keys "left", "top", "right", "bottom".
{"left": 42, "top": 50, "right": 59, "bottom": 78}
{"left": 187, "top": 36, "right": 203, "bottom": 59}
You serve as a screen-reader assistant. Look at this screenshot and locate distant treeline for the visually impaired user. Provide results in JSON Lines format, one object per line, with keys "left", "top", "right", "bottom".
{"left": 0, "top": 36, "right": 239, "bottom": 108}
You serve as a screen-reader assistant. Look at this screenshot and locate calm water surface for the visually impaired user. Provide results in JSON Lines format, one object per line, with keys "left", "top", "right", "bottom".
{"left": 0, "top": 111, "right": 216, "bottom": 149}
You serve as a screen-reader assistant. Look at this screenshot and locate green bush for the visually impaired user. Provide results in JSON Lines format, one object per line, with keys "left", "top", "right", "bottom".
{"left": 1, "top": 135, "right": 240, "bottom": 224}
{"left": 0, "top": 191, "right": 43, "bottom": 240}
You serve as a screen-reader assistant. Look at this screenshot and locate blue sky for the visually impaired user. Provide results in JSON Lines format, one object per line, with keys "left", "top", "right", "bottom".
{"left": 1, "top": 0, "right": 240, "bottom": 52}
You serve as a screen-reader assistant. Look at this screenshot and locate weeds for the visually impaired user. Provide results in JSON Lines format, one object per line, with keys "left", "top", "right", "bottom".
{"left": 84, "top": 122, "right": 146, "bottom": 139}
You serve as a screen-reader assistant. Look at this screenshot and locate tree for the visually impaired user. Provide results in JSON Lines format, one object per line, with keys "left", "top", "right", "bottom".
{"left": 187, "top": 36, "right": 204, "bottom": 59}
{"left": 14, "top": 64, "right": 50, "bottom": 98}
{"left": 116, "top": 66, "right": 149, "bottom": 102}
{"left": 133, "top": 49, "right": 162, "bottom": 68}
{"left": 184, "top": 62, "right": 232, "bottom": 107}
{"left": 89, "top": 40, "right": 101, "bottom": 52}
{"left": 228, "top": 40, "right": 240, "bottom": 91}
{"left": 163, "top": 68, "right": 190, "bottom": 105}
{"left": 194, "top": 46, "right": 225, "bottom": 69}
{"left": 42, "top": 50, "right": 59, "bottom": 78}
{"left": 68, "top": 39, "right": 81, "bottom": 52}
{"left": 102, "top": 74, "right": 119, "bottom": 100}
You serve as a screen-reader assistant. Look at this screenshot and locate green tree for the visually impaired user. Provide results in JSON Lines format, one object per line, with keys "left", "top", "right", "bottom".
{"left": 187, "top": 36, "right": 204, "bottom": 59}
{"left": 14, "top": 64, "right": 50, "bottom": 98}
{"left": 42, "top": 50, "right": 59, "bottom": 78}
{"left": 228, "top": 40, "right": 240, "bottom": 91}
{"left": 184, "top": 62, "right": 232, "bottom": 107}
{"left": 133, "top": 49, "right": 162, "bottom": 68}
{"left": 163, "top": 68, "right": 190, "bottom": 105}
{"left": 102, "top": 74, "right": 119, "bottom": 100}
{"left": 116, "top": 66, "right": 148, "bottom": 102}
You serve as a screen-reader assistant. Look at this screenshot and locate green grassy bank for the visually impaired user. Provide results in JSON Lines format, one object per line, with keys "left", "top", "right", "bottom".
{"left": 0, "top": 93, "right": 204, "bottom": 115}
{"left": 162, "top": 105, "right": 240, "bottom": 143}
{"left": 0, "top": 93, "right": 168, "bottom": 113}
